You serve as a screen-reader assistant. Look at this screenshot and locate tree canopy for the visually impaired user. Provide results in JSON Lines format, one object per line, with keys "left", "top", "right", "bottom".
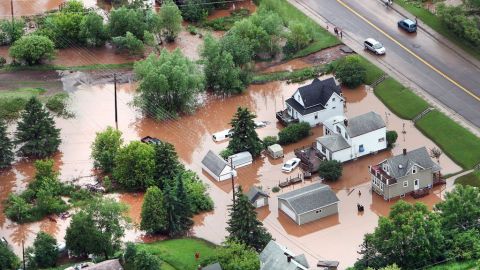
{"left": 133, "top": 49, "right": 204, "bottom": 120}
{"left": 212, "top": 241, "right": 260, "bottom": 270}
{"left": 80, "top": 12, "right": 108, "bottom": 47}
{"left": 113, "top": 141, "right": 156, "bottom": 190}
{"left": 32, "top": 232, "right": 58, "bottom": 268}
{"left": 15, "top": 97, "right": 61, "bottom": 157}
{"left": 141, "top": 186, "right": 167, "bottom": 234}
{"left": 158, "top": 0, "right": 183, "bottom": 42}
{"left": 0, "top": 118, "right": 14, "bottom": 169}
{"left": 227, "top": 107, "right": 263, "bottom": 157}
{"left": 317, "top": 160, "right": 342, "bottom": 181}
{"left": 153, "top": 141, "right": 185, "bottom": 188}
{"left": 9, "top": 35, "right": 55, "bottom": 65}
{"left": 0, "top": 241, "right": 20, "bottom": 270}
{"left": 91, "top": 126, "right": 123, "bottom": 173}
{"left": 334, "top": 55, "right": 367, "bottom": 88}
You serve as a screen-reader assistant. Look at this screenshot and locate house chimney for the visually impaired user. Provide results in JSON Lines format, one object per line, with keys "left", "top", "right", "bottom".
{"left": 284, "top": 252, "right": 293, "bottom": 263}
{"left": 403, "top": 148, "right": 407, "bottom": 155}
{"left": 343, "top": 119, "right": 348, "bottom": 126}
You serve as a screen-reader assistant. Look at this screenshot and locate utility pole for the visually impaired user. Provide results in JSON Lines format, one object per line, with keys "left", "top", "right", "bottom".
{"left": 114, "top": 73, "right": 118, "bottom": 130}
{"left": 22, "top": 240, "right": 26, "bottom": 270}
{"left": 10, "top": 0, "right": 14, "bottom": 41}
{"left": 230, "top": 158, "right": 235, "bottom": 206}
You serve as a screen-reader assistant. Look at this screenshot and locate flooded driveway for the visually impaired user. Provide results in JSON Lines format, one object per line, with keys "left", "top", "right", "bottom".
{"left": 0, "top": 72, "right": 460, "bottom": 268}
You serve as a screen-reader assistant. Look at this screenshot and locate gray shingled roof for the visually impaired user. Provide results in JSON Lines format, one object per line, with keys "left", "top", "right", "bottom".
{"left": 384, "top": 147, "right": 439, "bottom": 179}
{"left": 201, "top": 150, "right": 228, "bottom": 177}
{"left": 278, "top": 183, "right": 339, "bottom": 215}
{"left": 316, "top": 134, "right": 351, "bottom": 152}
{"left": 285, "top": 78, "right": 341, "bottom": 116}
{"left": 203, "top": 262, "right": 222, "bottom": 270}
{"left": 246, "top": 186, "right": 269, "bottom": 203}
{"left": 260, "top": 240, "right": 309, "bottom": 270}
{"left": 345, "top": 112, "right": 385, "bottom": 138}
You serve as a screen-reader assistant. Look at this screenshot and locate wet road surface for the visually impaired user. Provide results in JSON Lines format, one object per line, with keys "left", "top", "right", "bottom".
{"left": 0, "top": 70, "right": 461, "bottom": 268}
{"left": 295, "top": 0, "right": 480, "bottom": 128}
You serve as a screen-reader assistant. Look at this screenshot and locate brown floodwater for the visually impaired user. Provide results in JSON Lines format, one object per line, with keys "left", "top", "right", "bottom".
{"left": 207, "top": 0, "right": 257, "bottom": 21}
{"left": 0, "top": 0, "right": 110, "bottom": 18}
{"left": 0, "top": 72, "right": 461, "bottom": 268}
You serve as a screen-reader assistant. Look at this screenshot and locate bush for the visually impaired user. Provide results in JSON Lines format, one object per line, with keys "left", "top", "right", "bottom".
{"left": 45, "top": 92, "right": 71, "bottom": 117}
{"left": 262, "top": 136, "right": 278, "bottom": 149}
{"left": 386, "top": 130, "right": 398, "bottom": 148}
{"left": 334, "top": 55, "right": 366, "bottom": 88}
{"left": 0, "top": 56, "right": 6, "bottom": 67}
{"left": 9, "top": 35, "right": 55, "bottom": 65}
{"left": 187, "top": 25, "right": 198, "bottom": 35}
{"left": 437, "top": 4, "right": 480, "bottom": 47}
{"left": 220, "top": 148, "right": 234, "bottom": 159}
{"left": 283, "top": 21, "right": 312, "bottom": 55}
{"left": 112, "top": 32, "right": 145, "bottom": 56}
{"left": 272, "top": 186, "right": 280, "bottom": 193}
{"left": 317, "top": 160, "right": 342, "bottom": 181}
{"left": 277, "top": 122, "right": 311, "bottom": 145}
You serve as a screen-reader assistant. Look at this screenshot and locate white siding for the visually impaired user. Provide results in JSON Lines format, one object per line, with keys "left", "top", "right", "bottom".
{"left": 350, "top": 127, "right": 387, "bottom": 159}
{"left": 279, "top": 201, "right": 297, "bottom": 222}
{"left": 331, "top": 147, "right": 353, "bottom": 163}
{"left": 293, "top": 89, "right": 305, "bottom": 107}
{"left": 297, "top": 105, "right": 344, "bottom": 127}
{"left": 218, "top": 167, "right": 237, "bottom": 181}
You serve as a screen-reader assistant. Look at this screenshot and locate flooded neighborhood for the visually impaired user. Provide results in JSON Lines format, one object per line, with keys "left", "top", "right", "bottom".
{"left": 0, "top": 0, "right": 479, "bottom": 270}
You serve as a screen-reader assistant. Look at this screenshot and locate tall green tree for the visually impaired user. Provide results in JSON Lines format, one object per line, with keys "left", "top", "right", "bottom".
{"left": 181, "top": 0, "right": 208, "bottom": 23}
{"left": 9, "top": 35, "right": 55, "bottom": 65}
{"left": 91, "top": 126, "right": 123, "bottom": 173}
{"left": 133, "top": 49, "right": 204, "bottom": 120}
{"left": 109, "top": 7, "right": 147, "bottom": 39}
{"left": 65, "top": 198, "right": 130, "bottom": 259}
{"left": 0, "top": 240, "right": 20, "bottom": 270}
{"left": 80, "top": 12, "right": 108, "bottom": 47}
{"left": 15, "top": 97, "right": 61, "bottom": 157}
{"left": 284, "top": 21, "right": 311, "bottom": 55}
{"left": 317, "top": 160, "right": 342, "bottom": 181}
{"left": 201, "top": 35, "right": 244, "bottom": 94}
{"left": 32, "top": 232, "right": 58, "bottom": 268}
{"left": 41, "top": 0, "right": 85, "bottom": 48}
{"left": 226, "top": 186, "right": 272, "bottom": 252}
{"left": 212, "top": 241, "right": 260, "bottom": 270}
{"left": 0, "top": 119, "right": 14, "bottom": 169}
{"left": 113, "top": 141, "right": 156, "bottom": 190}
{"left": 356, "top": 201, "right": 445, "bottom": 269}
{"left": 162, "top": 178, "right": 193, "bottom": 236}
{"left": 221, "top": 32, "right": 254, "bottom": 67}
{"left": 140, "top": 186, "right": 167, "bottom": 234}
{"left": 334, "top": 55, "right": 367, "bottom": 88}
{"left": 182, "top": 170, "right": 214, "bottom": 214}
{"left": 158, "top": 0, "right": 183, "bottom": 42}
{"left": 153, "top": 141, "right": 184, "bottom": 188}
{"left": 227, "top": 107, "right": 263, "bottom": 157}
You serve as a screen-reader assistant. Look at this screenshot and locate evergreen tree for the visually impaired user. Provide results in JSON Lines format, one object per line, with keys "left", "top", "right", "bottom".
{"left": 15, "top": 97, "right": 61, "bottom": 158}
{"left": 0, "top": 118, "right": 14, "bottom": 169}
{"left": 227, "top": 107, "right": 263, "bottom": 157}
{"left": 226, "top": 186, "right": 272, "bottom": 251}
{"left": 163, "top": 178, "right": 193, "bottom": 236}
{"left": 32, "top": 232, "right": 58, "bottom": 268}
{"left": 140, "top": 186, "right": 167, "bottom": 234}
{"left": 153, "top": 141, "right": 184, "bottom": 188}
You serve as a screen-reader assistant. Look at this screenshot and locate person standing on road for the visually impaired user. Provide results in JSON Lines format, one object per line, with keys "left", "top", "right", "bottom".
{"left": 340, "top": 29, "right": 343, "bottom": 38}
{"left": 334, "top": 27, "right": 338, "bottom": 36}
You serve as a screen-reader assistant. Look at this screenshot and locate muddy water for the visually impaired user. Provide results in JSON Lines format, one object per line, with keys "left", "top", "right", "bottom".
{"left": 207, "top": 0, "right": 257, "bottom": 20}
{"left": 52, "top": 44, "right": 138, "bottom": 67}
{"left": 0, "top": 72, "right": 461, "bottom": 268}
{"left": 0, "top": 0, "right": 64, "bottom": 17}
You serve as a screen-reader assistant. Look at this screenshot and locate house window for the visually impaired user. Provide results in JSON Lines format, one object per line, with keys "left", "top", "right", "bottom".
{"left": 344, "top": 133, "right": 349, "bottom": 140}
{"left": 359, "top": 144, "right": 365, "bottom": 153}
{"left": 412, "top": 166, "right": 417, "bottom": 174}
{"left": 403, "top": 181, "right": 408, "bottom": 187}
{"left": 314, "top": 113, "right": 318, "bottom": 119}
{"left": 321, "top": 145, "right": 326, "bottom": 153}
{"left": 336, "top": 126, "right": 342, "bottom": 134}
{"left": 414, "top": 179, "right": 419, "bottom": 186}
{"left": 326, "top": 129, "right": 330, "bottom": 135}
{"left": 332, "top": 98, "right": 336, "bottom": 101}
{"left": 378, "top": 137, "right": 385, "bottom": 142}
{"left": 315, "top": 209, "right": 322, "bottom": 214}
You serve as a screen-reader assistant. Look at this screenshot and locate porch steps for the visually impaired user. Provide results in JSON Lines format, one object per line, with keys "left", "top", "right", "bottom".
{"left": 413, "top": 107, "right": 435, "bottom": 123}
{"left": 371, "top": 74, "right": 387, "bottom": 88}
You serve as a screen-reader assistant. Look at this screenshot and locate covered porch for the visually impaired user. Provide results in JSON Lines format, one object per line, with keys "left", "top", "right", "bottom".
{"left": 276, "top": 109, "right": 299, "bottom": 126}
{"left": 294, "top": 143, "right": 325, "bottom": 173}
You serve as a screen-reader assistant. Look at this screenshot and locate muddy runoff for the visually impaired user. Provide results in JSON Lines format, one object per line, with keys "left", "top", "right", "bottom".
{"left": 0, "top": 72, "right": 461, "bottom": 268}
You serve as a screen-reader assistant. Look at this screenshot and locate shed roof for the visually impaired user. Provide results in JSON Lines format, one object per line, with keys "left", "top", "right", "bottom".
{"left": 316, "top": 134, "right": 351, "bottom": 152}
{"left": 202, "top": 150, "right": 228, "bottom": 177}
{"left": 268, "top": 144, "right": 283, "bottom": 153}
{"left": 278, "top": 183, "right": 339, "bottom": 215}
{"left": 246, "top": 186, "right": 269, "bottom": 203}
{"left": 260, "top": 240, "right": 309, "bottom": 270}
{"left": 345, "top": 111, "right": 385, "bottom": 137}
{"left": 286, "top": 78, "right": 341, "bottom": 115}
{"left": 384, "top": 147, "right": 440, "bottom": 179}
{"left": 229, "top": 151, "right": 252, "bottom": 162}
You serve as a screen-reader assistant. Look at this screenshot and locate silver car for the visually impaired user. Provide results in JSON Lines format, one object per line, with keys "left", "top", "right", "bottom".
{"left": 364, "top": 38, "right": 386, "bottom": 55}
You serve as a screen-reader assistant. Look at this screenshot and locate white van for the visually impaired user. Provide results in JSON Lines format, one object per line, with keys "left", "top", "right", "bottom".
{"left": 212, "top": 129, "right": 234, "bottom": 142}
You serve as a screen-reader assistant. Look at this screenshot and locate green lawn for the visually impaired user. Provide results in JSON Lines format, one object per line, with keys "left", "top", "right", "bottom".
{"left": 374, "top": 78, "right": 429, "bottom": 120}
{"left": 0, "top": 62, "right": 134, "bottom": 72}
{"left": 416, "top": 110, "right": 480, "bottom": 169}
{"left": 0, "top": 88, "right": 46, "bottom": 120}
{"left": 252, "top": 65, "right": 324, "bottom": 84}
{"left": 426, "top": 259, "right": 478, "bottom": 270}
{"left": 136, "top": 238, "right": 217, "bottom": 270}
{"left": 455, "top": 171, "right": 480, "bottom": 187}
{"left": 358, "top": 57, "right": 384, "bottom": 85}
{"left": 263, "top": 0, "right": 340, "bottom": 59}
{"left": 395, "top": 0, "right": 480, "bottom": 61}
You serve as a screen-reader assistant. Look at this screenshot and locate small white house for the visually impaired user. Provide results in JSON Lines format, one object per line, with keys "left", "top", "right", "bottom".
{"left": 228, "top": 151, "right": 253, "bottom": 168}
{"left": 277, "top": 77, "right": 344, "bottom": 127}
{"left": 316, "top": 111, "right": 387, "bottom": 163}
{"left": 201, "top": 150, "right": 237, "bottom": 181}
{"left": 246, "top": 186, "right": 269, "bottom": 208}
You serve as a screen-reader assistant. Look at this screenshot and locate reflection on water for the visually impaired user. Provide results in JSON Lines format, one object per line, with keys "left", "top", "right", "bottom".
{"left": 0, "top": 71, "right": 462, "bottom": 268}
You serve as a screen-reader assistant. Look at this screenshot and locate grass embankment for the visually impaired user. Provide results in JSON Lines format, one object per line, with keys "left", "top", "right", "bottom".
{"left": 202, "top": 8, "right": 251, "bottom": 31}
{"left": 395, "top": 0, "right": 480, "bottom": 61}
{"left": 0, "top": 88, "right": 71, "bottom": 120}
{"left": 252, "top": 65, "right": 324, "bottom": 84}
{"left": 426, "top": 259, "right": 478, "bottom": 270}
{"left": 265, "top": 0, "right": 340, "bottom": 59}
{"left": 357, "top": 56, "right": 480, "bottom": 170}
{"left": 455, "top": 170, "right": 480, "bottom": 187}
{"left": 0, "top": 62, "right": 134, "bottom": 72}
{"left": 136, "top": 238, "right": 217, "bottom": 270}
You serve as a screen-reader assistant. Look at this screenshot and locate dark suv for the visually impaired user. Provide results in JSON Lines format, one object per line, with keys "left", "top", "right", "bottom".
{"left": 398, "top": 19, "right": 417, "bottom": 33}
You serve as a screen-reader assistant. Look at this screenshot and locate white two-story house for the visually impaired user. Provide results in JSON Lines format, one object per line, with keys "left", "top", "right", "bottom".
{"left": 276, "top": 77, "right": 344, "bottom": 127}
{"left": 316, "top": 111, "right": 387, "bottom": 162}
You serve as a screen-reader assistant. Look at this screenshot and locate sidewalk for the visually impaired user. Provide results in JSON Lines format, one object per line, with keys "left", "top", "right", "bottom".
{"left": 288, "top": 0, "right": 480, "bottom": 137}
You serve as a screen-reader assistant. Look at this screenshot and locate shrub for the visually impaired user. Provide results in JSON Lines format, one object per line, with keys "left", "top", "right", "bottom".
{"left": 220, "top": 148, "right": 234, "bottom": 159}
{"left": 277, "top": 122, "right": 311, "bottom": 145}
{"left": 334, "top": 55, "right": 366, "bottom": 88}
{"left": 45, "top": 92, "right": 71, "bottom": 117}
{"left": 386, "top": 130, "right": 398, "bottom": 148}
{"left": 112, "top": 32, "right": 145, "bottom": 56}
{"left": 272, "top": 186, "right": 280, "bottom": 193}
{"left": 437, "top": 4, "right": 480, "bottom": 47}
{"left": 318, "top": 160, "right": 342, "bottom": 181}
{"left": 9, "top": 35, "right": 55, "bottom": 65}
{"left": 0, "top": 56, "right": 6, "bottom": 67}
{"left": 262, "top": 136, "right": 278, "bottom": 149}
{"left": 187, "top": 25, "right": 198, "bottom": 35}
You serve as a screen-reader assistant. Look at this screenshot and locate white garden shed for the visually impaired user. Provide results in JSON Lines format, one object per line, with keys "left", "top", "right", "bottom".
{"left": 228, "top": 151, "right": 253, "bottom": 168}
{"left": 267, "top": 144, "right": 284, "bottom": 159}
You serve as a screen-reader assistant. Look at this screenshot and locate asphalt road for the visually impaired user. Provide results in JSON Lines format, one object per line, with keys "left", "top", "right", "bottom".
{"left": 297, "top": 0, "right": 480, "bottom": 128}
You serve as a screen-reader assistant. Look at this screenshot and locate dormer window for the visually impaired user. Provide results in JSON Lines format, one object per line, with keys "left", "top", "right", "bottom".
{"left": 344, "top": 133, "right": 349, "bottom": 140}
{"left": 412, "top": 166, "right": 417, "bottom": 174}
{"left": 336, "top": 126, "right": 341, "bottom": 134}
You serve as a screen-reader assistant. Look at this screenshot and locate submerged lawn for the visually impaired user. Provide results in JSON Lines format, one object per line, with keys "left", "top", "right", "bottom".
{"left": 136, "top": 238, "right": 217, "bottom": 270}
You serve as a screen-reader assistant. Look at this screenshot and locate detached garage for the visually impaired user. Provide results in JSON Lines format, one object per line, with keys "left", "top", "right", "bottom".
{"left": 228, "top": 151, "right": 253, "bottom": 168}
{"left": 278, "top": 183, "right": 339, "bottom": 225}
{"left": 201, "top": 150, "right": 237, "bottom": 181}
{"left": 246, "top": 186, "right": 269, "bottom": 208}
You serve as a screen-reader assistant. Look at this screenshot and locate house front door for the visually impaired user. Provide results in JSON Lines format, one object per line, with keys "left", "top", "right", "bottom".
{"left": 414, "top": 179, "right": 420, "bottom": 190}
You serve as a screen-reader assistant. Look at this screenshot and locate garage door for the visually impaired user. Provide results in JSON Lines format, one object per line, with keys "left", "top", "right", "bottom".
{"left": 280, "top": 202, "right": 296, "bottom": 221}
{"left": 256, "top": 199, "right": 265, "bottom": 208}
